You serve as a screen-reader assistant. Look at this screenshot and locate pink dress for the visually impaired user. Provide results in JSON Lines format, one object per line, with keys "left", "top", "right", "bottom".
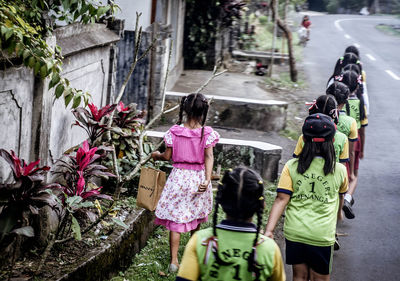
{"left": 154, "top": 125, "right": 220, "bottom": 233}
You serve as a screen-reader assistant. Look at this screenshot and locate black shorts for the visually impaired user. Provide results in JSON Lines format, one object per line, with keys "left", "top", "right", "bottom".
{"left": 285, "top": 239, "right": 334, "bottom": 275}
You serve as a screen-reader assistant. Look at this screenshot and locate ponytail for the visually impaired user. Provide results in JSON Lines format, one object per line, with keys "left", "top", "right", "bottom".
{"left": 177, "top": 97, "right": 186, "bottom": 125}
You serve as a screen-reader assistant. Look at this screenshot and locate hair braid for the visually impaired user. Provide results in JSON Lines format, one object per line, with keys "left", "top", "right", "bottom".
{"left": 213, "top": 171, "right": 235, "bottom": 266}
{"left": 177, "top": 97, "right": 186, "bottom": 125}
{"left": 201, "top": 101, "right": 209, "bottom": 140}
{"left": 246, "top": 208, "right": 263, "bottom": 280}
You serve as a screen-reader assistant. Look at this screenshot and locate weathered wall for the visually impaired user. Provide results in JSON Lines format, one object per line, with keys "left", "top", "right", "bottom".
{"left": 0, "top": 23, "right": 119, "bottom": 173}
{"left": 0, "top": 67, "right": 35, "bottom": 182}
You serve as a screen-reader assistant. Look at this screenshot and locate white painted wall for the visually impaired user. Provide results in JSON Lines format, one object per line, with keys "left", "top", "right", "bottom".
{"left": 115, "top": 0, "right": 152, "bottom": 30}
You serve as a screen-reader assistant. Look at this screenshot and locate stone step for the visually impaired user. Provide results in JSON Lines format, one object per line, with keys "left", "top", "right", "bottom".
{"left": 146, "top": 130, "right": 282, "bottom": 182}
{"left": 163, "top": 91, "right": 288, "bottom": 133}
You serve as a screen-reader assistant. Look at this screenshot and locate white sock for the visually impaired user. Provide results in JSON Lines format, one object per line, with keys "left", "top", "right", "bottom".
{"left": 344, "top": 194, "right": 352, "bottom": 203}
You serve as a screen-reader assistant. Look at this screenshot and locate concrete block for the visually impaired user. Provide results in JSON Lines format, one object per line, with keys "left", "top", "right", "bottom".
{"left": 163, "top": 91, "right": 288, "bottom": 132}
{"left": 146, "top": 131, "right": 282, "bottom": 182}
{"left": 232, "top": 49, "right": 289, "bottom": 65}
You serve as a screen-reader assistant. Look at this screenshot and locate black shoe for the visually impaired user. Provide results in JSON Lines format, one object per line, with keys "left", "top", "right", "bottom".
{"left": 334, "top": 235, "right": 340, "bottom": 251}
{"left": 343, "top": 200, "right": 355, "bottom": 219}
{"left": 351, "top": 197, "right": 355, "bottom": 206}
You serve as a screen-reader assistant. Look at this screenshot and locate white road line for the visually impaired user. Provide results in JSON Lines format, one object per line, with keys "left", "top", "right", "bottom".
{"left": 366, "top": 54, "right": 376, "bottom": 61}
{"left": 344, "top": 34, "right": 351, "bottom": 39}
{"left": 354, "top": 43, "right": 360, "bottom": 48}
{"left": 334, "top": 20, "right": 344, "bottom": 31}
{"left": 386, "top": 70, "right": 400, "bottom": 80}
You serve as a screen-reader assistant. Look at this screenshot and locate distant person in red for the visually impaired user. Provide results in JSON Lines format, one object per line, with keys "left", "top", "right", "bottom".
{"left": 301, "top": 15, "right": 311, "bottom": 40}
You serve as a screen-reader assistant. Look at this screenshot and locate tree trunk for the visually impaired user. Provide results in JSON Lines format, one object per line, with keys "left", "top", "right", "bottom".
{"left": 270, "top": 0, "right": 297, "bottom": 82}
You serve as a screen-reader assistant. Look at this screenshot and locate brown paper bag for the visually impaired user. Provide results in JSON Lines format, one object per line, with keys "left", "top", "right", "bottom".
{"left": 137, "top": 167, "right": 166, "bottom": 211}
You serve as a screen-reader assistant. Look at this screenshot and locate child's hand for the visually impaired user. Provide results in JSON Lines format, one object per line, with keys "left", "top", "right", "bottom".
{"left": 264, "top": 230, "right": 274, "bottom": 239}
{"left": 151, "top": 151, "right": 160, "bottom": 160}
{"left": 359, "top": 151, "right": 364, "bottom": 159}
{"left": 197, "top": 180, "right": 210, "bottom": 193}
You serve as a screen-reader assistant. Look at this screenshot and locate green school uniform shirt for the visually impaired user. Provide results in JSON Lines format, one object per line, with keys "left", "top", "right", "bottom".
{"left": 177, "top": 222, "right": 285, "bottom": 281}
{"left": 347, "top": 96, "right": 368, "bottom": 129}
{"left": 293, "top": 132, "right": 349, "bottom": 163}
{"left": 277, "top": 158, "right": 348, "bottom": 247}
{"left": 337, "top": 111, "right": 358, "bottom": 142}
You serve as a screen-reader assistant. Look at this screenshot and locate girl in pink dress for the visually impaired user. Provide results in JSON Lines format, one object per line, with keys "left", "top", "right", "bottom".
{"left": 151, "top": 93, "right": 219, "bottom": 272}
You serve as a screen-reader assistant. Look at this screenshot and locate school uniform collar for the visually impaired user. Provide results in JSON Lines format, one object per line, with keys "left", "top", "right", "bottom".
{"left": 216, "top": 220, "right": 257, "bottom": 233}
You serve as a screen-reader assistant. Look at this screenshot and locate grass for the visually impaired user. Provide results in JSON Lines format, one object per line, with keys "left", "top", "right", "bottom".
{"left": 376, "top": 24, "right": 400, "bottom": 37}
{"left": 264, "top": 71, "right": 307, "bottom": 91}
{"left": 110, "top": 183, "right": 279, "bottom": 281}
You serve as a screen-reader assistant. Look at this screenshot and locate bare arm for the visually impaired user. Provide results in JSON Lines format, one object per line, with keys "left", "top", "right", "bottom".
{"left": 198, "top": 147, "right": 213, "bottom": 192}
{"left": 151, "top": 147, "right": 172, "bottom": 161}
{"left": 348, "top": 141, "right": 355, "bottom": 181}
{"left": 338, "top": 194, "right": 344, "bottom": 221}
{"left": 264, "top": 192, "right": 291, "bottom": 238}
{"left": 359, "top": 127, "right": 366, "bottom": 159}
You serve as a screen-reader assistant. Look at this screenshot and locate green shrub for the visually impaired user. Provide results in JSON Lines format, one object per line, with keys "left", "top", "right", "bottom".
{"left": 326, "top": 0, "right": 339, "bottom": 13}
{"left": 258, "top": 15, "right": 268, "bottom": 25}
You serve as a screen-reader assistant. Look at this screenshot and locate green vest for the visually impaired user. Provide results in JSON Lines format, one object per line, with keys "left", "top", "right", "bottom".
{"left": 284, "top": 158, "right": 347, "bottom": 246}
{"left": 347, "top": 98, "right": 361, "bottom": 129}
{"left": 337, "top": 112, "right": 356, "bottom": 139}
{"left": 195, "top": 227, "right": 277, "bottom": 281}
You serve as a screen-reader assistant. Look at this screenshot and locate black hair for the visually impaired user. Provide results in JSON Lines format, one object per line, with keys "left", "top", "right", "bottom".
{"left": 298, "top": 140, "right": 336, "bottom": 175}
{"left": 177, "top": 93, "right": 209, "bottom": 138}
{"left": 340, "top": 70, "right": 366, "bottom": 120}
{"left": 345, "top": 45, "right": 360, "bottom": 58}
{"left": 309, "top": 95, "right": 339, "bottom": 123}
{"left": 327, "top": 52, "right": 360, "bottom": 86}
{"left": 326, "top": 81, "right": 350, "bottom": 105}
{"left": 343, "top": 63, "right": 361, "bottom": 75}
{"left": 213, "top": 167, "right": 265, "bottom": 280}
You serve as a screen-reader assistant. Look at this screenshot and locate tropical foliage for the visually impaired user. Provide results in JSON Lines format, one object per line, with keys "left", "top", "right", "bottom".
{"left": 0, "top": 0, "right": 118, "bottom": 108}
{"left": 0, "top": 150, "right": 56, "bottom": 241}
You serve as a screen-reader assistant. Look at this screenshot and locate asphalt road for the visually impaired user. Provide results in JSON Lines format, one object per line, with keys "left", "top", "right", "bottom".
{"left": 303, "top": 14, "right": 400, "bottom": 281}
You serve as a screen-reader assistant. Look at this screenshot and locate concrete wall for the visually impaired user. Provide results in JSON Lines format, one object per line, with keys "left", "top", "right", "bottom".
{"left": 0, "top": 67, "right": 35, "bottom": 182}
{"left": 115, "top": 0, "right": 152, "bottom": 30}
{"left": 0, "top": 23, "right": 119, "bottom": 177}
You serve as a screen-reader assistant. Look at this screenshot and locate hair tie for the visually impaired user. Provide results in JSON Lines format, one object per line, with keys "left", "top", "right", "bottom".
{"left": 335, "top": 75, "right": 343, "bottom": 82}
{"left": 329, "top": 108, "right": 338, "bottom": 119}
{"left": 305, "top": 100, "right": 318, "bottom": 111}
{"left": 217, "top": 181, "right": 223, "bottom": 185}
{"left": 258, "top": 180, "right": 263, "bottom": 184}
{"left": 259, "top": 196, "right": 264, "bottom": 200}
{"left": 357, "top": 75, "right": 362, "bottom": 85}
{"left": 228, "top": 168, "right": 232, "bottom": 172}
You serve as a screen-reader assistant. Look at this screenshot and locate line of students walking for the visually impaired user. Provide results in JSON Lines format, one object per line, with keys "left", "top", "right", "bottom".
{"left": 152, "top": 45, "right": 367, "bottom": 280}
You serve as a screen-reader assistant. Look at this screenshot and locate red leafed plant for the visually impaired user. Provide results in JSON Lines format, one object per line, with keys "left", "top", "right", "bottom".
{"left": 54, "top": 140, "right": 115, "bottom": 200}
{"left": 108, "top": 101, "right": 146, "bottom": 160}
{"left": 0, "top": 149, "right": 57, "bottom": 241}
{"left": 72, "top": 103, "right": 117, "bottom": 145}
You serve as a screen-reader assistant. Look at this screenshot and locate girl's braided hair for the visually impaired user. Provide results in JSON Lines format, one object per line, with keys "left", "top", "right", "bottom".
{"left": 327, "top": 52, "right": 361, "bottom": 86}
{"left": 309, "top": 94, "right": 339, "bottom": 124}
{"left": 340, "top": 70, "right": 366, "bottom": 121}
{"left": 345, "top": 45, "right": 360, "bottom": 58}
{"left": 213, "top": 167, "right": 265, "bottom": 280}
{"left": 177, "top": 93, "right": 209, "bottom": 139}
{"left": 326, "top": 81, "right": 350, "bottom": 106}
